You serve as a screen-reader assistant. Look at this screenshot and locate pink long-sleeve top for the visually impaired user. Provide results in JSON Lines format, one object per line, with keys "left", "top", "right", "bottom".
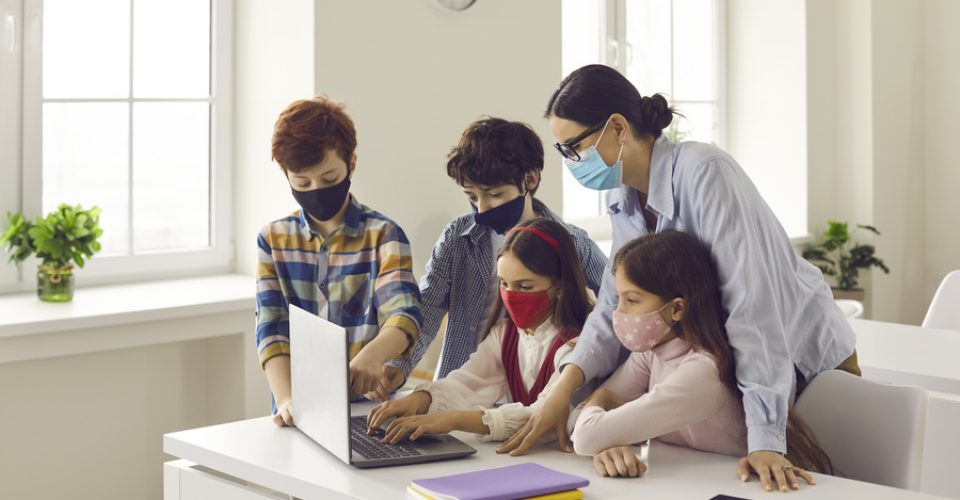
{"left": 570, "top": 337, "right": 747, "bottom": 457}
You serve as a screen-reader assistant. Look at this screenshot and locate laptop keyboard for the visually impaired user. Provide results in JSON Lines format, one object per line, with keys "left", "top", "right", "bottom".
{"left": 349, "top": 416, "right": 423, "bottom": 460}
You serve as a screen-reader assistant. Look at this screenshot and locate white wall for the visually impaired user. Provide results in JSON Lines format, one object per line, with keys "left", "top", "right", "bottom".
{"left": 0, "top": 324, "right": 250, "bottom": 500}
{"left": 923, "top": 0, "right": 960, "bottom": 324}
{"left": 869, "top": 0, "right": 927, "bottom": 323}
{"left": 234, "top": 0, "right": 317, "bottom": 277}
{"left": 726, "top": 0, "right": 808, "bottom": 239}
{"left": 234, "top": 0, "right": 562, "bottom": 279}
{"left": 806, "top": 0, "right": 960, "bottom": 324}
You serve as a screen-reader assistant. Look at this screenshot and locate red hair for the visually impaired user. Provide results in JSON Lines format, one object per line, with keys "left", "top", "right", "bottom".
{"left": 271, "top": 94, "right": 357, "bottom": 173}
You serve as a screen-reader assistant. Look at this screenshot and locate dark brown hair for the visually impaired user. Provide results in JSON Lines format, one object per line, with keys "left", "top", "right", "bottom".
{"left": 545, "top": 64, "right": 676, "bottom": 139}
{"left": 484, "top": 218, "right": 593, "bottom": 341}
{"left": 613, "top": 230, "right": 833, "bottom": 474}
{"left": 446, "top": 117, "right": 544, "bottom": 195}
{"left": 271, "top": 94, "right": 357, "bottom": 173}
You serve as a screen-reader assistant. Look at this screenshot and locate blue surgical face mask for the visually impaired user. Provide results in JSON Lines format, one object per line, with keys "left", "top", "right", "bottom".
{"left": 563, "top": 120, "right": 624, "bottom": 191}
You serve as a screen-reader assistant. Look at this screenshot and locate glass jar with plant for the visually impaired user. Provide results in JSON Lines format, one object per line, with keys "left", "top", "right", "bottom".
{"left": 1, "top": 204, "right": 103, "bottom": 302}
{"left": 802, "top": 220, "right": 890, "bottom": 301}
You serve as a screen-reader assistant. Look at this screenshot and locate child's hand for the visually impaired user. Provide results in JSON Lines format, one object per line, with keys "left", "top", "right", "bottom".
{"left": 593, "top": 446, "right": 646, "bottom": 478}
{"left": 367, "top": 391, "right": 431, "bottom": 432}
{"left": 348, "top": 349, "right": 384, "bottom": 395}
{"left": 272, "top": 398, "right": 295, "bottom": 428}
{"left": 364, "top": 365, "right": 406, "bottom": 402}
{"left": 584, "top": 388, "right": 625, "bottom": 411}
{"left": 381, "top": 413, "right": 459, "bottom": 444}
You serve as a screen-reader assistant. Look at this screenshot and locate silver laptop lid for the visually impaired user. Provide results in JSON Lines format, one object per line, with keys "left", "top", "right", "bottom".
{"left": 289, "top": 304, "right": 351, "bottom": 464}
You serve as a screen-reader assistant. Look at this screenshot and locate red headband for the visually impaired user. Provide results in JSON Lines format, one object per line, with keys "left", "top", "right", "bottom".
{"left": 510, "top": 227, "right": 560, "bottom": 253}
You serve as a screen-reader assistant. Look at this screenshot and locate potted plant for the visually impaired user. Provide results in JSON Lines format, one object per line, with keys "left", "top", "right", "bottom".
{"left": 802, "top": 220, "right": 890, "bottom": 301}
{"left": 1, "top": 204, "right": 103, "bottom": 302}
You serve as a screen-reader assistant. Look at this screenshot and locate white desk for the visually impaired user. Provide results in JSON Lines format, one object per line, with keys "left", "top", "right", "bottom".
{"left": 163, "top": 405, "right": 946, "bottom": 500}
{"left": 850, "top": 318, "right": 960, "bottom": 394}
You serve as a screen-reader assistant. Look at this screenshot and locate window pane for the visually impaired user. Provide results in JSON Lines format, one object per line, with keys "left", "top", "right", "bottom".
{"left": 625, "top": 0, "right": 672, "bottom": 96}
{"left": 562, "top": 0, "right": 604, "bottom": 220}
{"left": 42, "top": 103, "right": 130, "bottom": 255}
{"left": 562, "top": 0, "right": 601, "bottom": 75}
{"left": 133, "top": 0, "right": 210, "bottom": 98}
{"left": 671, "top": 102, "right": 717, "bottom": 144}
{"left": 672, "top": 0, "right": 717, "bottom": 101}
{"left": 132, "top": 102, "right": 209, "bottom": 252}
{"left": 43, "top": 0, "right": 130, "bottom": 99}
{"left": 561, "top": 164, "right": 606, "bottom": 220}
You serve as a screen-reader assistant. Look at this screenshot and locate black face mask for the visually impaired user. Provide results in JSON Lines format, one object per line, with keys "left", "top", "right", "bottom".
{"left": 291, "top": 178, "right": 352, "bottom": 221}
{"left": 472, "top": 192, "right": 527, "bottom": 235}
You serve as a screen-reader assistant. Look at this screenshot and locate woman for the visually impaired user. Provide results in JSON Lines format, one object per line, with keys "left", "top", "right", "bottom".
{"left": 497, "top": 64, "right": 858, "bottom": 493}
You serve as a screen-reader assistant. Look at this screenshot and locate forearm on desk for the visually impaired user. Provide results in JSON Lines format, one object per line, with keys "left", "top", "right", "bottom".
{"left": 453, "top": 410, "right": 490, "bottom": 435}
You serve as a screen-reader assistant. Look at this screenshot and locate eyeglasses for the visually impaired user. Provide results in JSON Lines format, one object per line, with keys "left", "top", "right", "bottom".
{"left": 553, "top": 120, "right": 607, "bottom": 162}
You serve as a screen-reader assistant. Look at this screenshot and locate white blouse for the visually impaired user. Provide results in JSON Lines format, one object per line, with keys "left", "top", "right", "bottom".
{"left": 415, "top": 318, "right": 574, "bottom": 441}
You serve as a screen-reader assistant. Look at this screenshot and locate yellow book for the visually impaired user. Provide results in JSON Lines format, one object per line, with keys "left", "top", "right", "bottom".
{"left": 522, "top": 490, "right": 584, "bottom": 500}
{"left": 408, "top": 482, "right": 436, "bottom": 500}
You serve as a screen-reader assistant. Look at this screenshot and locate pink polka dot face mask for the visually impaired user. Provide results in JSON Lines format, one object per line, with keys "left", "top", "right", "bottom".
{"left": 612, "top": 301, "right": 676, "bottom": 353}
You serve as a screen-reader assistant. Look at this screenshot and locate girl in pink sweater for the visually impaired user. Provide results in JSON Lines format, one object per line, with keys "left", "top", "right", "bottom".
{"left": 570, "top": 230, "right": 831, "bottom": 481}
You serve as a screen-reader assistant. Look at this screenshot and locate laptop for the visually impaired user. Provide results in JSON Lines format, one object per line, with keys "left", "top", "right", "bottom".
{"left": 289, "top": 304, "right": 477, "bottom": 468}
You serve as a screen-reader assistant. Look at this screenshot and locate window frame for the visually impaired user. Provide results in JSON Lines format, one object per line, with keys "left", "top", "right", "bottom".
{"left": 0, "top": 0, "right": 24, "bottom": 291}
{"left": 2, "top": 0, "right": 234, "bottom": 293}
{"left": 560, "top": 0, "right": 726, "bottom": 241}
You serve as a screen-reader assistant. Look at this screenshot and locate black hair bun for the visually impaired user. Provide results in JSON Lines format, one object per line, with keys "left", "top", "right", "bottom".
{"left": 640, "top": 94, "right": 674, "bottom": 133}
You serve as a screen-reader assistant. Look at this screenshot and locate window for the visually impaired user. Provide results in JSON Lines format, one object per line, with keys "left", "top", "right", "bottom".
{"left": 560, "top": 0, "right": 723, "bottom": 243}
{"left": 1, "top": 0, "right": 233, "bottom": 292}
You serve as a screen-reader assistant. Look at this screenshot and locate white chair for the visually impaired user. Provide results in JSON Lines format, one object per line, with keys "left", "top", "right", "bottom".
{"left": 922, "top": 270, "right": 960, "bottom": 330}
{"left": 793, "top": 370, "right": 927, "bottom": 490}
{"left": 834, "top": 299, "right": 864, "bottom": 319}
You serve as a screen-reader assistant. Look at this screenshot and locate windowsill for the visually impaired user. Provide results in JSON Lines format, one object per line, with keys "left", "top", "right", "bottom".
{"left": 0, "top": 273, "right": 254, "bottom": 340}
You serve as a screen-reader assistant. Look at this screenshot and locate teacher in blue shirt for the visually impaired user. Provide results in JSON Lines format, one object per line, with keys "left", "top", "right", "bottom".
{"left": 498, "top": 64, "right": 860, "bottom": 493}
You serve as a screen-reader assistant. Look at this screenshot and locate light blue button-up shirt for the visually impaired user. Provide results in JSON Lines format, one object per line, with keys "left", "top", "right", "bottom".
{"left": 563, "top": 135, "right": 856, "bottom": 454}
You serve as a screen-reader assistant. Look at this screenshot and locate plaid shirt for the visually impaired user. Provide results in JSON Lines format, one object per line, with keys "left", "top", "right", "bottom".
{"left": 255, "top": 195, "right": 422, "bottom": 368}
{"left": 390, "top": 199, "right": 608, "bottom": 379}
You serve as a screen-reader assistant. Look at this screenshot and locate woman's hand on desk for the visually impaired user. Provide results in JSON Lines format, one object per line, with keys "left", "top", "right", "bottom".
{"left": 496, "top": 364, "right": 583, "bottom": 456}
{"left": 593, "top": 446, "right": 646, "bottom": 478}
{"left": 272, "top": 399, "right": 295, "bottom": 427}
{"left": 367, "top": 391, "right": 431, "bottom": 432}
{"left": 737, "top": 451, "right": 815, "bottom": 493}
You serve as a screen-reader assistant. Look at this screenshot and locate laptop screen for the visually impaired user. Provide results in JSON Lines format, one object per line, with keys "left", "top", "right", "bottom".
{"left": 289, "top": 304, "right": 352, "bottom": 464}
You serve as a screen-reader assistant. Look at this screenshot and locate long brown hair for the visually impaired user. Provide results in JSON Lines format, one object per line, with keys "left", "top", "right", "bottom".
{"left": 613, "top": 230, "right": 833, "bottom": 474}
{"left": 483, "top": 218, "right": 594, "bottom": 342}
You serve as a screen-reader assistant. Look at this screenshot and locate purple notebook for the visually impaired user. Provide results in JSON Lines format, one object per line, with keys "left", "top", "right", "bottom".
{"left": 410, "top": 462, "right": 589, "bottom": 500}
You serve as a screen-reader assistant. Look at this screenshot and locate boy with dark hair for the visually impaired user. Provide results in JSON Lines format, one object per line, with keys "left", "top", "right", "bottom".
{"left": 256, "top": 95, "right": 422, "bottom": 426}
{"left": 375, "top": 117, "right": 607, "bottom": 398}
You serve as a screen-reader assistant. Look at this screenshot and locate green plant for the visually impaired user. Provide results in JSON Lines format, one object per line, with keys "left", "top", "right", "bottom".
{"left": 1, "top": 204, "right": 103, "bottom": 269}
{"left": 664, "top": 118, "right": 689, "bottom": 144}
{"left": 802, "top": 220, "right": 889, "bottom": 290}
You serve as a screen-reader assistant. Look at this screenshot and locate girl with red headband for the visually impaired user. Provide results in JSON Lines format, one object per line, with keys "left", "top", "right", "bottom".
{"left": 367, "top": 218, "right": 594, "bottom": 443}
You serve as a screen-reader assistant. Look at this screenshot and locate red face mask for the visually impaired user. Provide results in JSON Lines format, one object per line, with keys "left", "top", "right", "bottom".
{"left": 500, "top": 287, "right": 555, "bottom": 330}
